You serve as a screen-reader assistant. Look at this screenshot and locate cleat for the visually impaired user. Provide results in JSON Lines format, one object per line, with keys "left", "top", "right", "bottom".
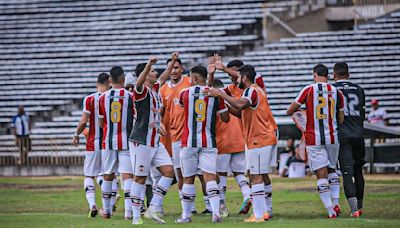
{"left": 328, "top": 214, "right": 337, "bottom": 219}
{"left": 132, "top": 217, "right": 144, "bottom": 225}
{"left": 140, "top": 205, "right": 146, "bottom": 215}
{"left": 220, "top": 205, "right": 229, "bottom": 218}
{"left": 238, "top": 198, "right": 252, "bottom": 215}
{"left": 125, "top": 217, "right": 132, "bottom": 220}
{"left": 144, "top": 207, "right": 165, "bottom": 224}
{"left": 351, "top": 210, "right": 362, "bottom": 218}
{"left": 264, "top": 212, "right": 270, "bottom": 221}
{"left": 99, "top": 208, "right": 111, "bottom": 219}
{"left": 333, "top": 205, "right": 341, "bottom": 216}
{"left": 212, "top": 214, "right": 223, "bottom": 223}
{"left": 191, "top": 209, "right": 198, "bottom": 215}
{"left": 358, "top": 209, "right": 363, "bottom": 216}
{"left": 175, "top": 216, "right": 192, "bottom": 223}
{"left": 244, "top": 215, "right": 264, "bottom": 223}
{"left": 88, "top": 205, "right": 98, "bottom": 218}
{"left": 201, "top": 209, "right": 212, "bottom": 215}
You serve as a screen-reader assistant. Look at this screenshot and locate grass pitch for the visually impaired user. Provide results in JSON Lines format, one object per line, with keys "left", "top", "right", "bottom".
{"left": 0, "top": 175, "right": 399, "bottom": 227}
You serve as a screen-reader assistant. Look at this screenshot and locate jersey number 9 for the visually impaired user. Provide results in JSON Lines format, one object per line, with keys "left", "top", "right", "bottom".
{"left": 195, "top": 99, "right": 206, "bottom": 122}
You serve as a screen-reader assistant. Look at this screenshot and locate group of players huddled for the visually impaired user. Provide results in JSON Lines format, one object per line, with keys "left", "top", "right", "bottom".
{"left": 73, "top": 52, "right": 366, "bottom": 224}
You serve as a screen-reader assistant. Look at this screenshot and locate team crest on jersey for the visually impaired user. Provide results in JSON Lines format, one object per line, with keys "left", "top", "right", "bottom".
{"left": 138, "top": 165, "right": 145, "bottom": 172}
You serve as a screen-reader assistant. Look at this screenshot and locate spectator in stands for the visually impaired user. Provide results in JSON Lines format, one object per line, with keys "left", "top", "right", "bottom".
{"left": 368, "top": 99, "right": 389, "bottom": 126}
{"left": 124, "top": 72, "right": 137, "bottom": 92}
{"left": 280, "top": 144, "right": 308, "bottom": 178}
{"left": 12, "top": 105, "right": 31, "bottom": 165}
{"left": 277, "top": 138, "right": 294, "bottom": 175}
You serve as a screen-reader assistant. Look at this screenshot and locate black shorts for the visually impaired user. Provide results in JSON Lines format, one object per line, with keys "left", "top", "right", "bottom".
{"left": 338, "top": 138, "right": 365, "bottom": 169}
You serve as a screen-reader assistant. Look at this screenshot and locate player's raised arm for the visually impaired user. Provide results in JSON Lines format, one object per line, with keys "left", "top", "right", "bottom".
{"left": 136, "top": 56, "right": 158, "bottom": 92}
{"left": 158, "top": 52, "right": 179, "bottom": 86}
{"left": 207, "top": 55, "right": 217, "bottom": 87}
{"left": 214, "top": 54, "right": 238, "bottom": 80}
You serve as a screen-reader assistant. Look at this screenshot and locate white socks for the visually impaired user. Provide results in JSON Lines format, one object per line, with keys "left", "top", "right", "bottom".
{"left": 150, "top": 176, "right": 173, "bottom": 208}
{"left": 317, "top": 179, "right": 335, "bottom": 216}
{"left": 123, "top": 178, "right": 133, "bottom": 218}
{"left": 131, "top": 181, "right": 145, "bottom": 219}
{"left": 84, "top": 177, "right": 96, "bottom": 208}
{"left": 206, "top": 181, "right": 220, "bottom": 217}
{"left": 264, "top": 184, "right": 272, "bottom": 214}
{"left": 218, "top": 176, "right": 227, "bottom": 205}
{"left": 110, "top": 178, "right": 118, "bottom": 214}
{"left": 328, "top": 172, "right": 340, "bottom": 206}
{"left": 204, "top": 195, "right": 212, "bottom": 211}
{"left": 235, "top": 174, "right": 251, "bottom": 201}
{"left": 101, "top": 180, "right": 112, "bottom": 215}
{"left": 251, "top": 183, "right": 265, "bottom": 220}
{"left": 181, "top": 184, "right": 196, "bottom": 219}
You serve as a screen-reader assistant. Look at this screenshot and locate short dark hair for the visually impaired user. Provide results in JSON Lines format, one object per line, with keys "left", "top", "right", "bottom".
{"left": 135, "top": 63, "right": 147, "bottom": 77}
{"left": 313, "top": 64, "right": 328, "bottom": 77}
{"left": 97, "top": 72, "right": 110, "bottom": 84}
{"left": 167, "top": 58, "right": 182, "bottom": 65}
{"left": 212, "top": 79, "right": 224, "bottom": 88}
{"left": 190, "top": 65, "right": 207, "bottom": 79}
{"left": 227, "top": 60, "right": 244, "bottom": 68}
{"left": 238, "top": 64, "right": 256, "bottom": 82}
{"left": 333, "top": 62, "right": 349, "bottom": 77}
{"left": 110, "top": 66, "right": 125, "bottom": 83}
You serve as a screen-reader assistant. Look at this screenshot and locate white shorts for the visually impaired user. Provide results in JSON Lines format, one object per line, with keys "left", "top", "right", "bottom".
{"left": 217, "top": 152, "right": 246, "bottom": 173}
{"left": 172, "top": 140, "right": 182, "bottom": 169}
{"left": 306, "top": 144, "right": 339, "bottom": 172}
{"left": 101, "top": 150, "right": 133, "bottom": 175}
{"left": 129, "top": 142, "right": 173, "bottom": 177}
{"left": 180, "top": 147, "right": 217, "bottom": 177}
{"left": 84, "top": 150, "right": 102, "bottom": 177}
{"left": 246, "top": 145, "right": 274, "bottom": 174}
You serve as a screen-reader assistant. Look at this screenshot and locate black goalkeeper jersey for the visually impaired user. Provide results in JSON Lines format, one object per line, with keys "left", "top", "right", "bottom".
{"left": 333, "top": 80, "right": 365, "bottom": 139}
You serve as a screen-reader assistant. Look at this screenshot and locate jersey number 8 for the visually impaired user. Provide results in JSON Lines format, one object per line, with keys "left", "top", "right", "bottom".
{"left": 195, "top": 99, "right": 206, "bottom": 122}
{"left": 316, "top": 97, "right": 335, "bottom": 120}
{"left": 111, "top": 101, "right": 122, "bottom": 123}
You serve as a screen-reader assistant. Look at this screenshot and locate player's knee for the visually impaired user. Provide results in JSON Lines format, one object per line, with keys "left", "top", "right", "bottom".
{"left": 161, "top": 165, "right": 175, "bottom": 178}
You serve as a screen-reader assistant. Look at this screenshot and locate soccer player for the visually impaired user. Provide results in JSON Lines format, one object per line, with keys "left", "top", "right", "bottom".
{"left": 73, "top": 73, "right": 110, "bottom": 217}
{"left": 333, "top": 62, "right": 365, "bottom": 217}
{"left": 98, "top": 66, "right": 135, "bottom": 219}
{"left": 175, "top": 65, "right": 229, "bottom": 223}
{"left": 209, "top": 64, "right": 277, "bottom": 223}
{"left": 159, "top": 57, "right": 193, "bottom": 212}
{"left": 129, "top": 53, "right": 177, "bottom": 225}
{"left": 212, "top": 57, "right": 272, "bottom": 216}
{"left": 287, "top": 64, "right": 345, "bottom": 218}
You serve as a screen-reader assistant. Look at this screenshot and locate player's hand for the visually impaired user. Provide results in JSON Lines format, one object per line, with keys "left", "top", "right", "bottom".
{"left": 171, "top": 52, "right": 179, "bottom": 62}
{"left": 148, "top": 56, "right": 158, "bottom": 65}
{"left": 214, "top": 54, "right": 224, "bottom": 71}
{"left": 159, "top": 123, "right": 167, "bottom": 136}
{"left": 72, "top": 135, "right": 79, "bottom": 147}
{"left": 208, "top": 56, "right": 216, "bottom": 74}
{"left": 208, "top": 87, "right": 222, "bottom": 97}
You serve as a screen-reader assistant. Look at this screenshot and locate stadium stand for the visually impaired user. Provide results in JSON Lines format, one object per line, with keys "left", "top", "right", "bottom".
{"left": 0, "top": 1, "right": 399, "bottom": 171}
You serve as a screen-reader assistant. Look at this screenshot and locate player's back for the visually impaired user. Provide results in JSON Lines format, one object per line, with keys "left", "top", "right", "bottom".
{"left": 99, "top": 88, "right": 134, "bottom": 150}
{"left": 180, "top": 85, "right": 226, "bottom": 148}
{"left": 295, "top": 82, "right": 344, "bottom": 146}
{"left": 83, "top": 92, "right": 103, "bottom": 151}
{"left": 333, "top": 80, "right": 365, "bottom": 139}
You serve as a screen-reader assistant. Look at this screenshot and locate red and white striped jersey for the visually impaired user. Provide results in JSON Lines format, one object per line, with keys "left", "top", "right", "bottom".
{"left": 82, "top": 92, "right": 103, "bottom": 151}
{"left": 295, "top": 83, "right": 345, "bottom": 146}
{"left": 99, "top": 88, "right": 134, "bottom": 150}
{"left": 129, "top": 82, "right": 163, "bottom": 147}
{"left": 180, "top": 86, "right": 228, "bottom": 148}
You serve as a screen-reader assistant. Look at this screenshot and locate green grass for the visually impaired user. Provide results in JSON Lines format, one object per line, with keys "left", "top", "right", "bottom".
{"left": 0, "top": 175, "right": 399, "bottom": 227}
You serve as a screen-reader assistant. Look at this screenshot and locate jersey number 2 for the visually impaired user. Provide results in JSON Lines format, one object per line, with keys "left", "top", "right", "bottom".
{"left": 195, "top": 99, "right": 206, "bottom": 122}
{"left": 111, "top": 101, "right": 122, "bottom": 123}
{"left": 316, "top": 97, "right": 335, "bottom": 120}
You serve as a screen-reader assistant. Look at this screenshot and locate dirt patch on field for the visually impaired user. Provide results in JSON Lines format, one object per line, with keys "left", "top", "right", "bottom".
{"left": 0, "top": 183, "right": 80, "bottom": 190}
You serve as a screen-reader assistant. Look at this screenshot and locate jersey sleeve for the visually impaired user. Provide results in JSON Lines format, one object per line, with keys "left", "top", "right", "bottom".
{"left": 98, "top": 94, "right": 105, "bottom": 119}
{"left": 153, "top": 81, "right": 160, "bottom": 93}
{"left": 381, "top": 109, "right": 389, "bottom": 120}
{"left": 218, "top": 97, "right": 228, "bottom": 113}
{"left": 295, "top": 86, "right": 310, "bottom": 105}
{"left": 337, "top": 90, "right": 345, "bottom": 111}
{"left": 223, "top": 86, "right": 232, "bottom": 96}
{"left": 134, "top": 85, "right": 149, "bottom": 101}
{"left": 82, "top": 96, "right": 91, "bottom": 114}
{"left": 255, "top": 73, "right": 265, "bottom": 89}
{"left": 178, "top": 89, "right": 186, "bottom": 107}
{"left": 241, "top": 87, "right": 258, "bottom": 107}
